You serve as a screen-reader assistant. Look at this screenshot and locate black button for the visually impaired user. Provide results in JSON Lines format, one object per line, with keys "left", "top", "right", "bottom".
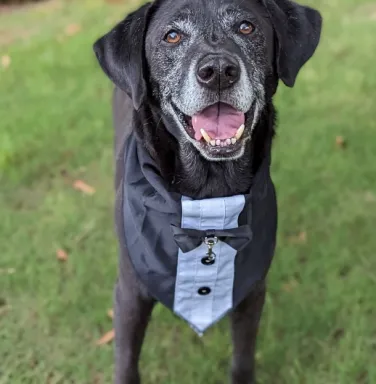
{"left": 201, "top": 256, "right": 215, "bottom": 265}
{"left": 198, "top": 287, "right": 211, "bottom": 295}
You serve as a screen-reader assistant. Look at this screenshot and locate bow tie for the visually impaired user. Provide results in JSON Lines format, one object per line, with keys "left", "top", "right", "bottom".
{"left": 171, "top": 224, "right": 252, "bottom": 253}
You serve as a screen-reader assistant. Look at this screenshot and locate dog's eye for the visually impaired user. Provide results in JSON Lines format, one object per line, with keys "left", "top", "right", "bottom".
{"left": 239, "top": 21, "right": 255, "bottom": 35}
{"left": 164, "top": 30, "right": 182, "bottom": 44}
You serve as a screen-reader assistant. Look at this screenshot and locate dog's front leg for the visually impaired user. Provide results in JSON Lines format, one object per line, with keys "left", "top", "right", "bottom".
{"left": 113, "top": 279, "right": 155, "bottom": 384}
{"left": 230, "top": 281, "right": 266, "bottom": 384}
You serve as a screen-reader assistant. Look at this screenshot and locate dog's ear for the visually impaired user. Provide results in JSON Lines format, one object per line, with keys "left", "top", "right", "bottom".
{"left": 93, "top": 3, "right": 152, "bottom": 110}
{"left": 263, "top": 0, "right": 322, "bottom": 87}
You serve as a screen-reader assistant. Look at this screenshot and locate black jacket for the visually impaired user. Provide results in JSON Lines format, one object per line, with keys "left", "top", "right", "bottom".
{"left": 113, "top": 89, "right": 277, "bottom": 334}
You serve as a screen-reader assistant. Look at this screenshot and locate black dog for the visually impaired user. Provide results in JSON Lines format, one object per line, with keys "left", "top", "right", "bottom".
{"left": 93, "top": 0, "right": 322, "bottom": 383}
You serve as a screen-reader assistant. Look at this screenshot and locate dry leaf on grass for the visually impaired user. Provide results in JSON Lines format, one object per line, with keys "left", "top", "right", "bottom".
{"left": 365, "top": 191, "right": 376, "bottom": 202}
{"left": 96, "top": 329, "right": 115, "bottom": 346}
{"left": 0, "top": 306, "right": 12, "bottom": 316}
{"left": 107, "top": 309, "right": 114, "bottom": 319}
{"left": 331, "top": 328, "right": 345, "bottom": 341}
{"left": 56, "top": 249, "right": 68, "bottom": 262}
{"left": 1, "top": 55, "right": 11, "bottom": 69}
{"left": 335, "top": 135, "right": 346, "bottom": 148}
{"left": 282, "top": 279, "right": 299, "bottom": 293}
{"left": 73, "top": 180, "right": 95, "bottom": 195}
{"left": 287, "top": 231, "right": 307, "bottom": 244}
{"left": 93, "top": 373, "right": 105, "bottom": 384}
{"left": 65, "top": 23, "right": 81, "bottom": 37}
{"left": 0, "top": 268, "right": 16, "bottom": 275}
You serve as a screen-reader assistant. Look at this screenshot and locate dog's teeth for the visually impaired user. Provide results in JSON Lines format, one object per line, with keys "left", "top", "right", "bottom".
{"left": 210, "top": 140, "right": 216, "bottom": 146}
{"left": 225, "top": 138, "right": 232, "bottom": 146}
{"left": 235, "top": 124, "right": 245, "bottom": 140}
{"left": 231, "top": 138, "right": 237, "bottom": 145}
{"left": 216, "top": 139, "right": 221, "bottom": 146}
{"left": 200, "top": 129, "right": 212, "bottom": 144}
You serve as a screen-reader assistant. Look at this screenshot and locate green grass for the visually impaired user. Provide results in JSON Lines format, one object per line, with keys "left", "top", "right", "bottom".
{"left": 1, "top": 0, "right": 376, "bottom": 383}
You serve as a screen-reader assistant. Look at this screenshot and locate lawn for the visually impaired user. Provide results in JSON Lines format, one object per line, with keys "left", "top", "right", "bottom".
{"left": 1, "top": 0, "right": 376, "bottom": 383}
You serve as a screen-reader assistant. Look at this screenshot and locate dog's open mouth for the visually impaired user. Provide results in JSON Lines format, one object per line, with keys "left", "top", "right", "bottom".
{"left": 172, "top": 102, "right": 250, "bottom": 156}
{"left": 190, "top": 102, "right": 245, "bottom": 145}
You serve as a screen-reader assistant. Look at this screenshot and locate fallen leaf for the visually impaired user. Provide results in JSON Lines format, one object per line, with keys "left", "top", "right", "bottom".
{"left": 56, "top": 249, "right": 68, "bottom": 262}
{"left": 364, "top": 191, "right": 376, "bottom": 202}
{"left": 356, "top": 370, "right": 369, "bottom": 384}
{"left": 282, "top": 279, "right": 299, "bottom": 292}
{"left": 0, "top": 268, "right": 16, "bottom": 275}
{"left": 65, "top": 23, "right": 81, "bottom": 37}
{"left": 1, "top": 55, "right": 11, "bottom": 69}
{"left": 60, "top": 169, "right": 68, "bottom": 177}
{"left": 331, "top": 328, "right": 345, "bottom": 341}
{"left": 93, "top": 373, "right": 105, "bottom": 384}
{"left": 73, "top": 180, "right": 95, "bottom": 195}
{"left": 0, "top": 306, "right": 11, "bottom": 317}
{"left": 96, "top": 329, "right": 115, "bottom": 346}
{"left": 335, "top": 135, "right": 346, "bottom": 148}
{"left": 287, "top": 231, "right": 307, "bottom": 244}
{"left": 107, "top": 309, "right": 114, "bottom": 319}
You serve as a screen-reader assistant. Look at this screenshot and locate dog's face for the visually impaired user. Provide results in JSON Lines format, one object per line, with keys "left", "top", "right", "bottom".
{"left": 145, "top": 0, "right": 273, "bottom": 160}
{"left": 94, "top": 0, "right": 322, "bottom": 161}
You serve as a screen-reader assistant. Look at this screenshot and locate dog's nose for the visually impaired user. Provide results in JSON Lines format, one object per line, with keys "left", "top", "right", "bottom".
{"left": 196, "top": 54, "right": 240, "bottom": 90}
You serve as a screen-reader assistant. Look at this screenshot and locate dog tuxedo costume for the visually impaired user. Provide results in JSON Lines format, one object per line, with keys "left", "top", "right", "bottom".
{"left": 114, "top": 90, "right": 278, "bottom": 336}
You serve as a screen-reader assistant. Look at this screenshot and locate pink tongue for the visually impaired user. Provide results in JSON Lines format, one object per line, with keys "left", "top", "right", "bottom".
{"left": 192, "top": 103, "right": 245, "bottom": 140}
